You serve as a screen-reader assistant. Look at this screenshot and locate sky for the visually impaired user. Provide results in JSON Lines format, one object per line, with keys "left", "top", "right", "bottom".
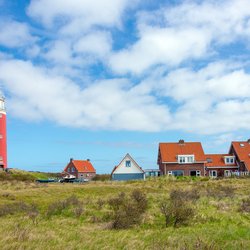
{"left": 0, "top": 0, "right": 250, "bottom": 173}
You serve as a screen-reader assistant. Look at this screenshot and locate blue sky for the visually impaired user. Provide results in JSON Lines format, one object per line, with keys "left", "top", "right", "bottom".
{"left": 0, "top": 0, "right": 250, "bottom": 173}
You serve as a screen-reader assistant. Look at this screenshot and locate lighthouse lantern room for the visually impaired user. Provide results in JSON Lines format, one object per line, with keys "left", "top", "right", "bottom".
{"left": 0, "top": 97, "right": 7, "bottom": 169}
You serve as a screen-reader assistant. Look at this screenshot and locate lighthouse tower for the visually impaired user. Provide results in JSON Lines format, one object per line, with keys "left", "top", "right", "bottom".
{"left": 0, "top": 97, "right": 7, "bottom": 169}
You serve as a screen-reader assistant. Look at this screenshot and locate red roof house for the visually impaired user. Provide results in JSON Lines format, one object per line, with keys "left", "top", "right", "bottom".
{"left": 229, "top": 140, "right": 250, "bottom": 172}
{"left": 63, "top": 158, "right": 96, "bottom": 181}
{"left": 158, "top": 140, "right": 206, "bottom": 176}
{"left": 205, "top": 154, "right": 238, "bottom": 177}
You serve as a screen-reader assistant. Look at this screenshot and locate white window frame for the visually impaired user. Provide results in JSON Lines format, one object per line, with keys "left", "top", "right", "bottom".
{"left": 209, "top": 170, "right": 217, "bottom": 178}
{"left": 224, "top": 170, "right": 231, "bottom": 177}
{"left": 196, "top": 170, "right": 201, "bottom": 177}
{"left": 178, "top": 155, "right": 195, "bottom": 164}
{"left": 168, "top": 171, "right": 172, "bottom": 176}
{"left": 224, "top": 156, "right": 235, "bottom": 165}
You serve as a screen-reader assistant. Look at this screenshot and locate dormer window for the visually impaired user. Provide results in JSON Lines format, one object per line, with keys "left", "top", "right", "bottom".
{"left": 178, "top": 155, "right": 194, "bottom": 164}
{"left": 224, "top": 156, "right": 235, "bottom": 164}
{"left": 240, "top": 143, "right": 245, "bottom": 147}
{"left": 207, "top": 158, "right": 212, "bottom": 163}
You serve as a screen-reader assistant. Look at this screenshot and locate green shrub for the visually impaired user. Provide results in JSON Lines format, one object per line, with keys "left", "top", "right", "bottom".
{"left": 46, "top": 195, "right": 81, "bottom": 217}
{"left": 107, "top": 189, "right": 148, "bottom": 229}
{"left": 0, "top": 201, "right": 38, "bottom": 218}
{"left": 160, "top": 189, "right": 199, "bottom": 227}
{"left": 92, "top": 174, "right": 111, "bottom": 181}
{"left": 239, "top": 196, "right": 250, "bottom": 213}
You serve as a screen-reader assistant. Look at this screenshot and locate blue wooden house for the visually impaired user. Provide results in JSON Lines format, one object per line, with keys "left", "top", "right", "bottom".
{"left": 111, "top": 153, "right": 145, "bottom": 181}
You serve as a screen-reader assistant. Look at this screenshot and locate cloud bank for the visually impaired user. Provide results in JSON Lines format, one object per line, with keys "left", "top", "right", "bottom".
{"left": 0, "top": 0, "right": 250, "bottom": 134}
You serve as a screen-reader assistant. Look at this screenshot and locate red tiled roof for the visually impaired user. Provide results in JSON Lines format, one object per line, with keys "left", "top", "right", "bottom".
{"left": 231, "top": 141, "right": 250, "bottom": 170}
{"left": 159, "top": 142, "right": 206, "bottom": 162}
{"left": 205, "top": 154, "right": 237, "bottom": 168}
{"left": 64, "top": 160, "right": 96, "bottom": 173}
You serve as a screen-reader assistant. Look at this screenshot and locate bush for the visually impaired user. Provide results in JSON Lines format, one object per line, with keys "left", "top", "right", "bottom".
{"left": 206, "top": 184, "right": 235, "bottom": 199}
{"left": 239, "top": 196, "right": 250, "bottom": 213}
{"left": 92, "top": 174, "right": 111, "bottom": 181}
{"left": 46, "top": 195, "right": 81, "bottom": 217}
{"left": 160, "top": 189, "right": 199, "bottom": 227}
{"left": 107, "top": 189, "right": 148, "bottom": 229}
{"left": 0, "top": 201, "right": 38, "bottom": 219}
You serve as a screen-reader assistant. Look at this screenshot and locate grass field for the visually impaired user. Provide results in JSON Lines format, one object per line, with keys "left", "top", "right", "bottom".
{"left": 0, "top": 176, "right": 249, "bottom": 250}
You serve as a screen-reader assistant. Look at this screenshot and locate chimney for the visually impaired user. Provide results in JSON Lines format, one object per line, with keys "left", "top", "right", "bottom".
{"left": 70, "top": 158, "right": 73, "bottom": 162}
{"left": 178, "top": 139, "right": 185, "bottom": 144}
{"left": 247, "top": 139, "right": 250, "bottom": 144}
{"left": 87, "top": 159, "right": 90, "bottom": 162}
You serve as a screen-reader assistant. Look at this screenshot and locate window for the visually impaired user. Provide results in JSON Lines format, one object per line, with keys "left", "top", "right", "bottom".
{"left": 178, "top": 155, "right": 194, "bottom": 164}
{"left": 224, "top": 170, "right": 231, "bottom": 177}
{"left": 225, "top": 156, "right": 235, "bottom": 164}
{"left": 179, "top": 156, "right": 185, "bottom": 163}
{"left": 168, "top": 170, "right": 184, "bottom": 176}
{"left": 209, "top": 170, "right": 217, "bottom": 178}
{"left": 125, "top": 160, "right": 131, "bottom": 167}
{"left": 207, "top": 158, "right": 212, "bottom": 163}
{"left": 190, "top": 170, "right": 201, "bottom": 177}
{"left": 71, "top": 167, "right": 75, "bottom": 172}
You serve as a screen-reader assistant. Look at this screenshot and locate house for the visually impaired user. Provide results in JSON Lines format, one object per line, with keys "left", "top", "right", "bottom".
{"left": 63, "top": 158, "right": 96, "bottom": 181}
{"left": 158, "top": 139, "right": 250, "bottom": 178}
{"left": 111, "top": 153, "right": 145, "bottom": 181}
{"left": 158, "top": 140, "right": 206, "bottom": 176}
{"left": 144, "top": 169, "right": 161, "bottom": 177}
{"left": 205, "top": 154, "right": 238, "bottom": 178}
{"left": 229, "top": 140, "right": 250, "bottom": 173}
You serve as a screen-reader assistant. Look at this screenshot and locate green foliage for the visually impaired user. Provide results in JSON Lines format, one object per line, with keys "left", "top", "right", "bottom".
{"left": 107, "top": 189, "right": 148, "bottom": 229}
{"left": 46, "top": 195, "right": 82, "bottom": 217}
{"left": 92, "top": 174, "right": 111, "bottom": 181}
{"left": 160, "top": 189, "right": 199, "bottom": 227}
{"left": 0, "top": 169, "right": 59, "bottom": 182}
{"left": 0, "top": 177, "right": 249, "bottom": 249}
{"left": 239, "top": 196, "right": 250, "bottom": 213}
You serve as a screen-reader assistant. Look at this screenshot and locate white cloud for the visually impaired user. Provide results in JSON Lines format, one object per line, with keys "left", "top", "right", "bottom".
{"left": 0, "top": 20, "right": 36, "bottom": 48}
{"left": 73, "top": 31, "right": 112, "bottom": 58}
{"left": 109, "top": 0, "right": 250, "bottom": 74}
{"left": 110, "top": 26, "right": 211, "bottom": 74}
{"left": 0, "top": 59, "right": 170, "bottom": 131}
{"left": 27, "top": 0, "right": 137, "bottom": 32}
{"left": 152, "top": 61, "right": 250, "bottom": 134}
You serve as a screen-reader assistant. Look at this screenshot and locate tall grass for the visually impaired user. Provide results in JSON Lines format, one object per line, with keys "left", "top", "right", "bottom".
{"left": 0, "top": 177, "right": 249, "bottom": 249}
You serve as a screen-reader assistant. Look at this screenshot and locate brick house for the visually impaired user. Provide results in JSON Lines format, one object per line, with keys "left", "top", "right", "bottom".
{"left": 63, "top": 158, "right": 96, "bottom": 181}
{"left": 158, "top": 139, "right": 250, "bottom": 177}
{"left": 229, "top": 140, "right": 250, "bottom": 173}
{"left": 158, "top": 140, "right": 206, "bottom": 177}
{"left": 205, "top": 154, "right": 238, "bottom": 178}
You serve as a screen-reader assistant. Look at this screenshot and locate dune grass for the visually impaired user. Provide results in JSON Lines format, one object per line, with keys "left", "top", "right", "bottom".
{"left": 0, "top": 176, "right": 249, "bottom": 249}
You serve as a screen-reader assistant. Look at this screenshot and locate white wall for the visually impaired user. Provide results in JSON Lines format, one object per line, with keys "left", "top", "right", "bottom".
{"left": 113, "top": 155, "right": 144, "bottom": 174}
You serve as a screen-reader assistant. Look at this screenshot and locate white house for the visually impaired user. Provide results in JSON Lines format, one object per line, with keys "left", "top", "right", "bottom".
{"left": 111, "top": 153, "right": 145, "bottom": 181}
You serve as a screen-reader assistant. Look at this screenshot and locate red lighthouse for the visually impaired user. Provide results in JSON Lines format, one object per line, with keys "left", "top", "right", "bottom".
{"left": 0, "top": 97, "right": 7, "bottom": 169}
